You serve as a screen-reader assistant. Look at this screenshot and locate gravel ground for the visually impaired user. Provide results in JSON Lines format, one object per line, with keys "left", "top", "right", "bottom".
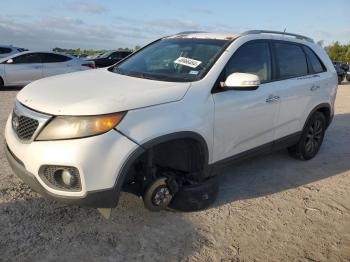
{"left": 0, "top": 84, "right": 349, "bottom": 262}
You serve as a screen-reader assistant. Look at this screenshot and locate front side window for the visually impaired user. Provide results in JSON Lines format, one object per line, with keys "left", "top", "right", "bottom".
{"left": 112, "top": 38, "right": 229, "bottom": 82}
{"left": 275, "top": 43, "right": 308, "bottom": 79}
{"left": 224, "top": 42, "right": 272, "bottom": 82}
{"left": 12, "top": 53, "right": 42, "bottom": 64}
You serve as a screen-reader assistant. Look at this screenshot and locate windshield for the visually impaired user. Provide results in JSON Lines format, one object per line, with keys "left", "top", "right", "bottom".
{"left": 111, "top": 38, "right": 229, "bottom": 82}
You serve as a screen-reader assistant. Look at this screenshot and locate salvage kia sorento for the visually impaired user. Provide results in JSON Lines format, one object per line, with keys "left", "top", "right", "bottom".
{"left": 5, "top": 30, "right": 337, "bottom": 214}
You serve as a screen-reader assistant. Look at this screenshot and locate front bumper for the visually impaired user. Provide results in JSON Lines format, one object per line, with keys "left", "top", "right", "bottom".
{"left": 5, "top": 145, "right": 123, "bottom": 207}
{"left": 5, "top": 114, "right": 139, "bottom": 207}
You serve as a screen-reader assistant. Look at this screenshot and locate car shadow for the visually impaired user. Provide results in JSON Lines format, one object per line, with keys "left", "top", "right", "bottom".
{"left": 213, "top": 113, "right": 350, "bottom": 207}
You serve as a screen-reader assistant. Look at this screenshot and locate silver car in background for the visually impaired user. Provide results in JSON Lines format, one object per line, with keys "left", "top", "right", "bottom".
{"left": 0, "top": 51, "right": 95, "bottom": 88}
{"left": 0, "top": 45, "right": 27, "bottom": 59}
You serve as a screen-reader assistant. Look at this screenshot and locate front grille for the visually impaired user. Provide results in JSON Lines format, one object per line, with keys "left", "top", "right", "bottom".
{"left": 12, "top": 110, "right": 39, "bottom": 140}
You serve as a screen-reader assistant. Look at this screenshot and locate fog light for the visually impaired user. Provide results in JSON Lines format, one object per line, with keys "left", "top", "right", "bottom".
{"left": 39, "top": 165, "right": 81, "bottom": 191}
{"left": 61, "top": 169, "right": 76, "bottom": 186}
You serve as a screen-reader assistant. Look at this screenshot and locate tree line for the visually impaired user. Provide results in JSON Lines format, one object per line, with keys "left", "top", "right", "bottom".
{"left": 52, "top": 46, "right": 141, "bottom": 56}
{"left": 324, "top": 41, "right": 350, "bottom": 63}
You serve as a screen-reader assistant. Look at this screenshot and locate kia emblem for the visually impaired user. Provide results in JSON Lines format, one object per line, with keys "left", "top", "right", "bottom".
{"left": 12, "top": 116, "right": 20, "bottom": 130}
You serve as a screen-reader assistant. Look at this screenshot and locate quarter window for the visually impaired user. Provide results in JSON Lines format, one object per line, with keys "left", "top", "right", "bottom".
{"left": 302, "top": 46, "right": 325, "bottom": 74}
{"left": 225, "top": 42, "right": 272, "bottom": 82}
{"left": 275, "top": 43, "right": 308, "bottom": 79}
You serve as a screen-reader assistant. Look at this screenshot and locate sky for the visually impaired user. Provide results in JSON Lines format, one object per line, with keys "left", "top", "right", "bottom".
{"left": 0, "top": 0, "right": 349, "bottom": 51}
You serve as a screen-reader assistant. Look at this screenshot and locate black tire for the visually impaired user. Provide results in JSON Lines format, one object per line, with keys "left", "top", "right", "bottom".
{"left": 338, "top": 75, "right": 343, "bottom": 85}
{"left": 169, "top": 176, "right": 219, "bottom": 212}
{"left": 288, "top": 111, "right": 326, "bottom": 160}
{"left": 346, "top": 74, "right": 350, "bottom": 82}
{"left": 0, "top": 77, "right": 4, "bottom": 89}
{"left": 143, "top": 177, "right": 173, "bottom": 212}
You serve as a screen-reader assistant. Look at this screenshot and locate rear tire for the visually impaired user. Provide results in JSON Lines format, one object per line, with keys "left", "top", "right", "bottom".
{"left": 288, "top": 111, "right": 326, "bottom": 160}
{"left": 0, "top": 77, "right": 4, "bottom": 89}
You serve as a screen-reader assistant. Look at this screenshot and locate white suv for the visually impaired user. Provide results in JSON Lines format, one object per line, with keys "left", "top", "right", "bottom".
{"left": 5, "top": 30, "right": 337, "bottom": 213}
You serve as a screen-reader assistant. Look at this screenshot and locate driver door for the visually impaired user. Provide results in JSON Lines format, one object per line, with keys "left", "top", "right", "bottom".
{"left": 4, "top": 53, "right": 43, "bottom": 86}
{"left": 212, "top": 41, "right": 280, "bottom": 163}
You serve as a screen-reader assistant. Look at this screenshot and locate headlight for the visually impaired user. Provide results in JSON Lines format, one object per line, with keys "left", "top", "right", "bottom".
{"left": 36, "top": 112, "right": 125, "bottom": 141}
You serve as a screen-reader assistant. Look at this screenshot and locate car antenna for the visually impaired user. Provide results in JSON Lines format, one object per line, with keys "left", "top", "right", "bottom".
{"left": 282, "top": 28, "right": 287, "bottom": 38}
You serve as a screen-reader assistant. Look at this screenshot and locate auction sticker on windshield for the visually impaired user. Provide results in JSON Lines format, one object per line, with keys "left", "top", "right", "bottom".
{"left": 174, "top": 57, "right": 202, "bottom": 68}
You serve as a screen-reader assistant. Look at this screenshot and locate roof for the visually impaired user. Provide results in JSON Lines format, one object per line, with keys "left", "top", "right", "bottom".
{"left": 166, "top": 32, "right": 237, "bottom": 41}
{"left": 166, "top": 30, "right": 314, "bottom": 43}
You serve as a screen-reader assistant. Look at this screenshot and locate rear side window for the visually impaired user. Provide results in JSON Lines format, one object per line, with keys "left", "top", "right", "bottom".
{"left": 12, "top": 53, "right": 42, "bottom": 64}
{"left": 225, "top": 42, "right": 272, "bottom": 82}
{"left": 302, "top": 46, "right": 326, "bottom": 73}
{"left": 0, "top": 47, "right": 12, "bottom": 54}
{"left": 41, "top": 53, "right": 71, "bottom": 63}
{"left": 275, "top": 43, "right": 308, "bottom": 79}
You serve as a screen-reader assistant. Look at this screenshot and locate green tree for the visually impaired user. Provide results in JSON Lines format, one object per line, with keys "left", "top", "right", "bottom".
{"left": 327, "top": 42, "right": 344, "bottom": 62}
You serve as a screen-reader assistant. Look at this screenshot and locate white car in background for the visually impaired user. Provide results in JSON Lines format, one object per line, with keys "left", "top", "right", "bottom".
{"left": 0, "top": 51, "right": 95, "bottom": 88}
{"left": 0, "top": 45, "right": 27, "bottom": 59}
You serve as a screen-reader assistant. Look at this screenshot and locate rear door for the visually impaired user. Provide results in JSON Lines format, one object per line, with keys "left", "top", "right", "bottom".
{"left": 4, "top": 53, "right": 43, "bottom": 85}
{"left": 212, "top": 41, "right": 280, "bottom": 162}
{"left": 271, "top": 41, "right": 321, "bottom": 140}
{"left": 41, "top": 53, "right": 73, "bottom": 77}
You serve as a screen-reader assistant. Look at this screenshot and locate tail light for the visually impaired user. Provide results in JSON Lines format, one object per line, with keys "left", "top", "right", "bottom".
{"left": 82, "top": 63, "right": 96, "bottom": 69}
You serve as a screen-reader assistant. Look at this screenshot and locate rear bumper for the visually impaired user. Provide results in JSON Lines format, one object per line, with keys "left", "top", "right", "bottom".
{"left": 5, "top": 144, "right": 124, "bottom": 208}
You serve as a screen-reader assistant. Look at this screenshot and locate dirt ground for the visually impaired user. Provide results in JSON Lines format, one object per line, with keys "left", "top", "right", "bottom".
{"left": 0, "top": 84, "right": 349, "bottom": 262}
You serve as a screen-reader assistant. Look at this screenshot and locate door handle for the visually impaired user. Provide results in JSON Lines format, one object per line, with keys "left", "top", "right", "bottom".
{"left": 266, "top": 95, "right": 280, "bottom": 103}
{"left": 310, "top": 84, "right": 320, "bottom": 91}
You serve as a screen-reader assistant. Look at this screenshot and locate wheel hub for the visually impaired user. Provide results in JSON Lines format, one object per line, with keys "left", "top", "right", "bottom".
{"left": 152, "top": 186, "right": 172, "bottom": 206}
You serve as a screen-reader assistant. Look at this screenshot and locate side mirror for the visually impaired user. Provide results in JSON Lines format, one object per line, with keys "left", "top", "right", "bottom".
{"left": 221, "top": 73, "right": 260, "bottom": 91}
{"left": 6, "top": 58, "right": 13, "bottom": 64}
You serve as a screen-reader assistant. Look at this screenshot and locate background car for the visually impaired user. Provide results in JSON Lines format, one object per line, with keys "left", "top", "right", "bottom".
{"left": 0, "top": 45, "right": 28, "bottom": 59}
{"left": 0, "top": 51, "right": 95, "bottom": 88}
{"left": 333, "top": 61, "right": 349, "bottom": 72}
{"left": 88, "top": 50, "right": 132, "bottom": 68}
{"left": 346, "top": 70, "right": 350, "bottom": 81}
{"left": 334, "top": 63, "right": 346, "bottom": 84}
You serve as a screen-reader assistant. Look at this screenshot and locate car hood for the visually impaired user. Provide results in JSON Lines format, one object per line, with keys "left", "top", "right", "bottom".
{"left": 17, "top": 69, "right": 191, "bottom": 115}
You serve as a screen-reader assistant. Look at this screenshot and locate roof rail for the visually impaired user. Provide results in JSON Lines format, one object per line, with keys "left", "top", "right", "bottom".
{"left": 175, "top": 31, "right": 207, "bottom": 35}
{"left": 239, "top": 30, "right": 314, "bottom": 43}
